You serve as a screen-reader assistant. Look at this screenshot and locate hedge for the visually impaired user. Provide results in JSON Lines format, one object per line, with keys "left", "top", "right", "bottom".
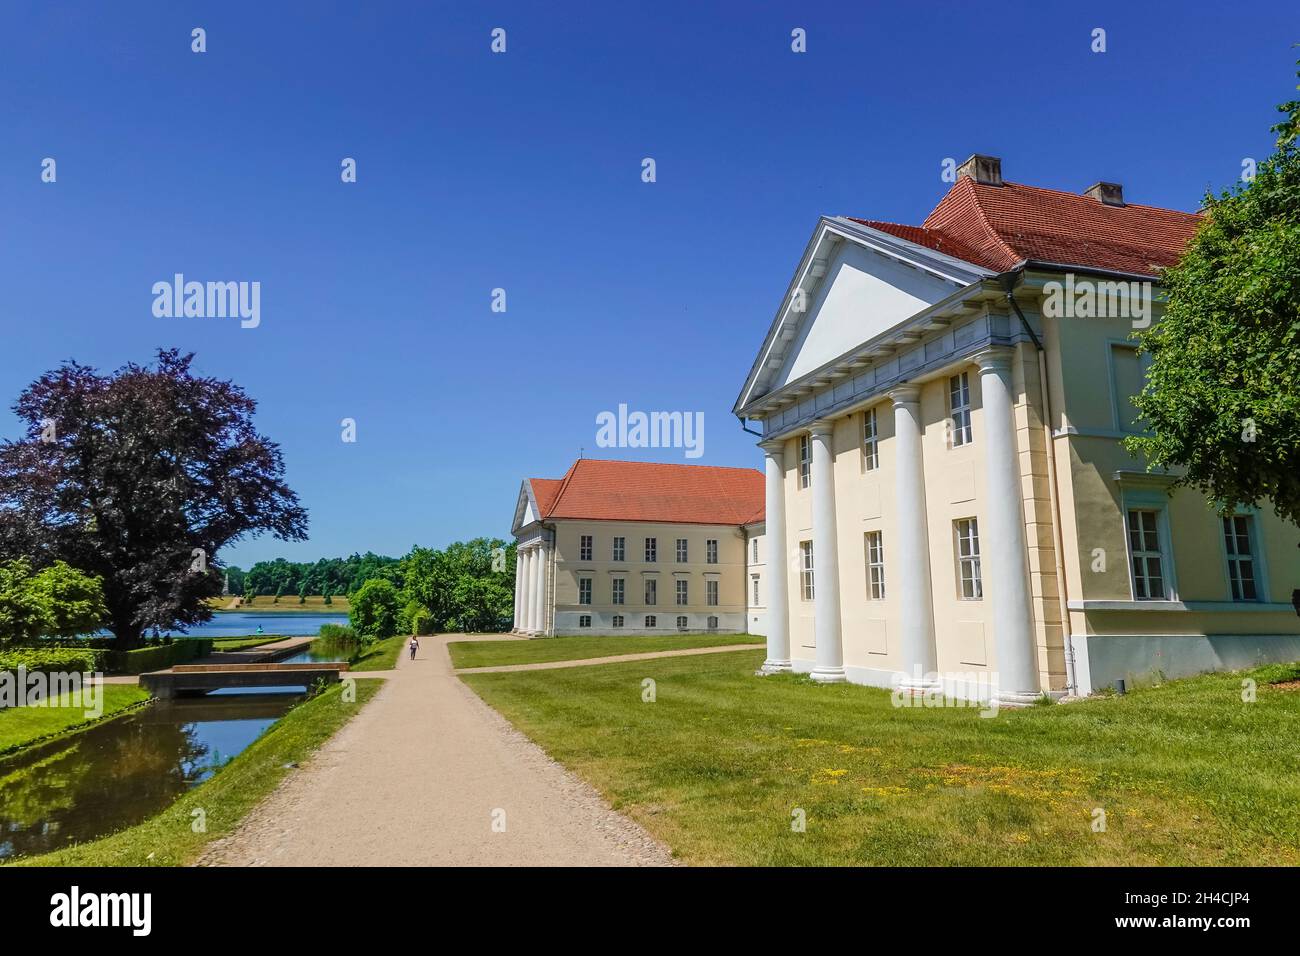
{"left": 0, "top": 647, "right": 103, "bottom": 674}
{"left": 105, "top": 639, "right": 214, "bottom": 675}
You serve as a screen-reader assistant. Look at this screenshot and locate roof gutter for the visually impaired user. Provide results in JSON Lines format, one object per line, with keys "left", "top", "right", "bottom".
{"left": 1002, "top": 269, "right": 1079, "bottom": 698}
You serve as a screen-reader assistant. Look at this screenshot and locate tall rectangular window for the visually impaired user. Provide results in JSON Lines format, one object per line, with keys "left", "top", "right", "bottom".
{"left": 949, "top": 372, "right": 972, "bottom": 447}
{"left": 611, "top": 577, "right": 625, "bottom": 605}
{"left": 612, "top": 536, "right": 625, "bottom": 562}
{"left": 579, "top": 535, "right": 593, "bottom": 562}
{"left": 1223, "top": 515, "right": 1259, "bottom": 602}
{"left": 800, "top": 541, "right": 815, "bottom": 601}
{"left": 862, "top": 408, "right": 879, "bottom": 471}
{"left": 752, "top": 576, "right": 760, "bottom": 605}
{"left": 645, "top": 537, "right": 657, "bottom": 562}
{"left": 644, "top": 578, "right": 657, "bottom": 605}
{"left": 1127, "top": 509, "right": 1167, "bottom": 600}
{"left": 954, "top": 518, "right": 982, "bottom": 599}
{"left": 706, "top": 580, "right": 719, "bottom": 606}
{"left": 706, "top": 539, "right": 718, "bottom": 564}
{"left": 676, "top": 538, "right": 688, "bottom": 562}
{"left": 676, "top": 579, "right": 689, "bottom": 605}
{"left": 578, "top": 577, "right": 592, "bottom": 605}
{"left": 751, "top": 539, "right": 758, "bottom": 563}
{"left": 799, "top": 435, "right": 811, "bottom": 488}
{"left": 865, "top": 531, "right": 885, "bottom": 600}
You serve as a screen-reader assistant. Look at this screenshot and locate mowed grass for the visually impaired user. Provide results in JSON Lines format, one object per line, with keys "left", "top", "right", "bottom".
{"left": 351, "top": 634, "right": 407, "bottom": 672}
{"left": 10, "top": 679, "right": 383, "bottom": 866}
{"left": 0, "top": 685, "right": 152, "bottom": 756}
{"left": 461, "top": 649, "right": 1300, "bottom": 866}
{"left": 211, "top": 635, "right": 285, "bottom": 652}
{"left": 448, "top": 633, "right": 763, "bottom": 669}
{"left": 206, "top": 595, "right": 350, "bottom": 613}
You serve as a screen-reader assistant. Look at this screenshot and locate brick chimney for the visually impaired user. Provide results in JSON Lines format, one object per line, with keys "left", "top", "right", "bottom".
{"left": 956, "top": 154, "right": 1003, "bottom": 187}
{"left": 1085, "top": 181, "right": 1125, "bottom": 207}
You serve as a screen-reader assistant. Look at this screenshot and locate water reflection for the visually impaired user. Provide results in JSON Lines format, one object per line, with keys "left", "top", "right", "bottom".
{"left": 0, "top": 691, "right": 300, "bottom": 860}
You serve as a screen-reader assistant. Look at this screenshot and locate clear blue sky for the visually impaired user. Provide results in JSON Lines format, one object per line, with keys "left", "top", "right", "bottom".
{"left": 1, "top": 1, "right": 1294, "bottom": 568}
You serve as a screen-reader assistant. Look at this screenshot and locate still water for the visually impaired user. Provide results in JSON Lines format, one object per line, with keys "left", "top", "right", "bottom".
{"left": 0, "top": 690, "right": 301, "bottom": 860}
{"left": 167, "top": 611, "right": 348, "bottom": 638}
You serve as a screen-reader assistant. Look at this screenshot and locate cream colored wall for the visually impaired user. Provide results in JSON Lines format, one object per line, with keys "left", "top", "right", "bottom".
{"left": 1049, "top": 302, "right": 1299, "bottom": 640}
{"left": 550, "top": 518, "right": 748, "bottom": 621}
{"left": 744, "top": 523, "right": 767, "bottom": 635}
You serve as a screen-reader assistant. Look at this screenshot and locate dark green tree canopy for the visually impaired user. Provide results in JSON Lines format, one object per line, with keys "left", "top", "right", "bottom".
{"left": 0, "top": 349, "right": 308, "bottom": 647}
{"left": 1128, "top": 75, "right": 1300, "bottom": 530}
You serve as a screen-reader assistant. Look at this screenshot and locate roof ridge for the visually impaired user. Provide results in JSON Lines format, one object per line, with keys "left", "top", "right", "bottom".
{"left": 998, "top": 179, "right": 1202, "bottom": 217}
{"left": 938, "top": 176, "right": 1022, "bottom": 269}
{"left": 542, "top": 460, "right": 584, "bottom": 519}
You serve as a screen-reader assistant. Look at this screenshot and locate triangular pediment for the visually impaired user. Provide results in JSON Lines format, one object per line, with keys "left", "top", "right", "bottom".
{"left": 510, "top": 481, "right": 539, "bottom": 536}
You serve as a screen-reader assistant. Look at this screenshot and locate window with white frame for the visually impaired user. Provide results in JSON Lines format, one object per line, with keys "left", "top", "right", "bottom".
{"left": 1223, "top": 515, "right": 1259, "bottom": 602}
{"left": 954, "top": 518, "right": 982, "bottom": 599}
{"left": 865, "top": 531, "right": 885, "bottom": 600}
{"left": 676, "top": 538, "right": 688, "bottom": 562}
{"left": 578, "top": 577, "right": 592, "bottom": 605}
{"left": 707, "top": 615, "right": 718, "bottom": 630}
{"left": 752, "top": 575, "right": 760, "bottom": 605}
{"left": 676, "top": 615, "right": 688, "bottom": 631}
{"left": 676, "top": 579, "right": 689, "bottom": 605}
{"left": 949, "top": 372, "right": 972, "bottom": 447}
{"left": 644, "top": 578, "right": 657, "bottom": 605}
{"left": 612, "top": 536, "right": 625, "bottom": 562}
{"left": 799, "top": 541, "right": 815, "bottom": 601}
{"left": 612, "top": 614, "right": 624, "bottom": 628}
{"left": 645, "top": 614, "right": 656, "bottom": 628}
{"left": 579, "top": 534, "right": 593, "bottom": 561}
{"left": 862, "top": 408, "right": 879, "bottom": 471}
{"left": 1126, "top": 509, "right": 1168, "bottom": 600}
{"left": 752, "top": 538, "right": 759, "bottom": 563}
{"left": 611, "top": 577, "right": 625, "bottom": 605}
{"left": 706, "top": 579, "right": 718, "bottom": 606}
{"left": 706, "top": 539, "right": 718, "bottom": 564}
{"left": 579, "top": 614, "right": 591, "bottom": 628}
{"left": 799, "top": 434, "right": 811, "bottom": 488}
{"left": 645, "top": 537, "right": 657, "bottom": 562}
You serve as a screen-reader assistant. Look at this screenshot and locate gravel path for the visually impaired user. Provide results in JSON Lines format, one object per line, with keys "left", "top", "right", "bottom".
{"left": 200, "top": 634, "right": 674, "bottom": 867}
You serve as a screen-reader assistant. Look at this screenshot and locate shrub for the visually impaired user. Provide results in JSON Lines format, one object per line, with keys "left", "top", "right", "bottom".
{"left": 105, "top": 639, "right": 213, "bottom": 675}
{"left": 0, "top": 646, "right": 103, "bottom": 674}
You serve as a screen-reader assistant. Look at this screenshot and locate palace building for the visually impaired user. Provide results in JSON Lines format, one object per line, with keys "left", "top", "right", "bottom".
{"left": 733, "top": 155, "right": 1300, "bottom": 702}
{"left": 510, "top": 459, "right": 765, "bottom": 637}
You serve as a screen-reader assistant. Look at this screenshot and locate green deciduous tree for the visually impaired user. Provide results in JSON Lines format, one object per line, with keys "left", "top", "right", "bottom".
{"left": 350, "top": 578, "right": 400, "bottom": 638}
{"left": 1128, "top": 72, "right": 1300, "bottom": 534}
{"left": 0, "top": 558, "right": 107, "bottom": 646}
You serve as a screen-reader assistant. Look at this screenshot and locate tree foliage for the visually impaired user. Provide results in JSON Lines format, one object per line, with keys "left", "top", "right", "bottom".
{"left": 0, "top": 349, "right": 308, "bottom": 647}
{"left": 1128, "top": 72, "right": 1300, "bottom": 531}
{"left": 0, "top": 558, "right": 107, "bottom": 646}
{"left": 350, "top": 578, "right": 401, "bottom": 638}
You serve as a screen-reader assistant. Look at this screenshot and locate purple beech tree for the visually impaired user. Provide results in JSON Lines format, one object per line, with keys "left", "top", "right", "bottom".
{"left": 0, "top": 349, "right": 308, "bottom": 648}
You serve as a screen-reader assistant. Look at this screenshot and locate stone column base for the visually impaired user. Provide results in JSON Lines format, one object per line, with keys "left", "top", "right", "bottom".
{"left": 995, "top": 689, "right": 1046, "bottom": 708}
{"left": 810, "top": 667, "right": 847, "bottom": 684}
{"left": 757, "top": 659, "right": 792, "bottom": 676}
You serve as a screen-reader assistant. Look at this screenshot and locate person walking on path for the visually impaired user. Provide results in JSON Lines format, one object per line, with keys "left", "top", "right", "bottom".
{"left": 409, "top": 635, "right": 419, "bottom": 660}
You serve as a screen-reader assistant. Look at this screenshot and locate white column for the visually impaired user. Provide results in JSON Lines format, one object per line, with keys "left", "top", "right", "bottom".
{"left": 530, "top": 542, "right": 548, "bottom": 637}
{"left": 889, "top": 385, "right": 940, "bottom": 693}
{"left": 808, "top": 420, "right": 845, "bottom": 682}
{"left": 512, "top": 551, "right": 524, "bottom": 632}
{"left": 975, "top": 347, "right": 1041, "bottom": 704}
{"left": 524, "top": 547, "right": 539, "bottom": 635}
{"left": 759, "top": 440, "right": 791, "bottom": 673}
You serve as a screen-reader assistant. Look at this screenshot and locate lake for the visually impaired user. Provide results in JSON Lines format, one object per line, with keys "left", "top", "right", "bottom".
{"left": 166, "top": 612, "right": 349, "bottom": 638}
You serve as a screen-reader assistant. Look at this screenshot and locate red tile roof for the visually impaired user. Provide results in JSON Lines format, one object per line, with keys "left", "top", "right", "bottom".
{"left": 850, "top": 176, "right": 1203, "bottom": 278}
{"left": 528, "top": 459, "right": 763, "bottom": 525}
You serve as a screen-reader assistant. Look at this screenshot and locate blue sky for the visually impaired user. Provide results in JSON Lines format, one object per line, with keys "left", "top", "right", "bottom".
{"left": 1, "top": 1, "right": 1294, "bottom": 568}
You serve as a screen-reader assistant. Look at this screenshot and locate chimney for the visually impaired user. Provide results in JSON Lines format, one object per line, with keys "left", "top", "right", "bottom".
{"left": 956, "top": 154, "right": 1003, "bottom": 187}
{"left": 1085, "top": 181, "right": 1125, "bottom": 207}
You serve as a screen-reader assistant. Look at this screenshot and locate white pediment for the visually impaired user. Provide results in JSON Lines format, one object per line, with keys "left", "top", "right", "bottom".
{"left": 774, "top": 241, "right": 956, "bottom": 388}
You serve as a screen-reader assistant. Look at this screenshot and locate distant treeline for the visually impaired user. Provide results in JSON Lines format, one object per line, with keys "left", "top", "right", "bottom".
{"left": 225, "top": 553, "right": 399, "bottom": 598}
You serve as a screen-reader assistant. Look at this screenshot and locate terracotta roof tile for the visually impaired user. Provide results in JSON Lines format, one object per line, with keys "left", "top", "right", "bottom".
{"left": 528, "top": 459, "right": 763, "bottom": 525}
{"left": 852, "top": 176, "right": 1203, "bottom": 278}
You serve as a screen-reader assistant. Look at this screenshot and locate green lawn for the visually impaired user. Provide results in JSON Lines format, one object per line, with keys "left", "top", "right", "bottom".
{"left": 10, "top": 679, "right": 383, "bottom": 866}
{"left": 0, "top": 685, "right": 152, "bottom": 757}
{"left": 448, "top": 633, "right": 763, "bottom": 669}
{"left": 461, "top": 649, "right": 1300, "bottom": 866}
{"left": 212, "top": 635, "right": 284, "bottom": 652}
{"left": 351, "top": 634, "right": 407, "bottom": 672}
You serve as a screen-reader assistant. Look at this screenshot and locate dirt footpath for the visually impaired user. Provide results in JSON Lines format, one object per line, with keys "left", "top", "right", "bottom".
{"left": 200, "top": 634, "right": 674, "bottom": 867}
